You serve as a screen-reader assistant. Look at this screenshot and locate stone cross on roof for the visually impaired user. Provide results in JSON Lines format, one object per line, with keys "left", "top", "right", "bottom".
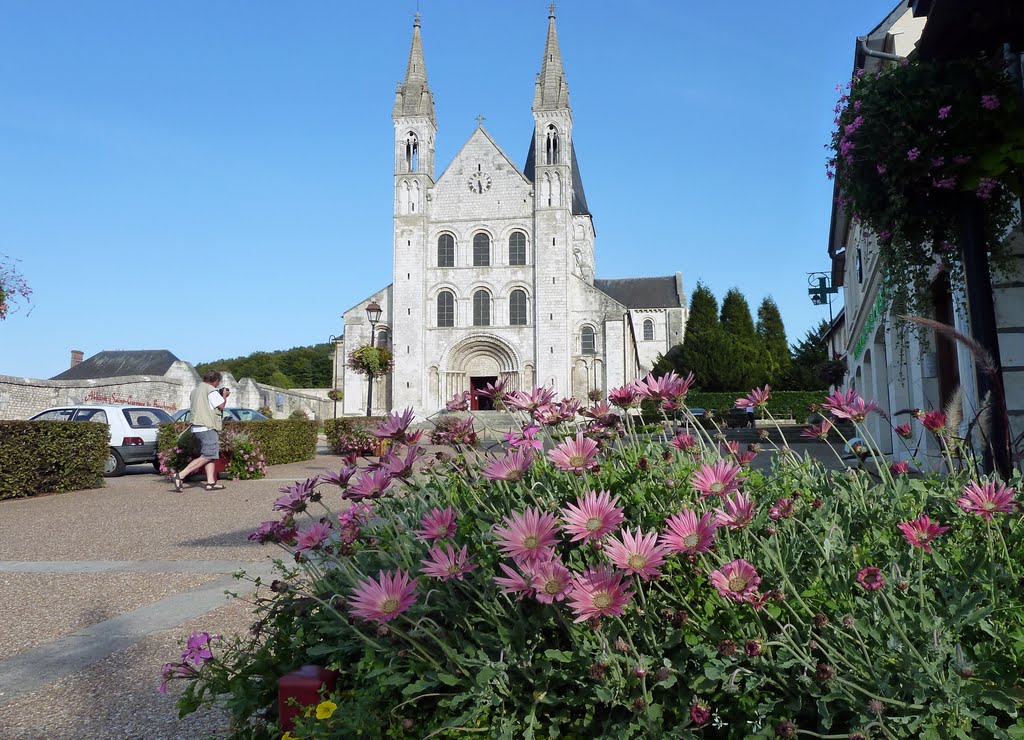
{"left": 475, "top": 113, "right": 486, "bottom": 127}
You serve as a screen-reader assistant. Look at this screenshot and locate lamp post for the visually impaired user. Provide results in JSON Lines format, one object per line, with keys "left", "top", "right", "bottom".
{"left": 328, "top": 334, "right": 341, "bottom": 419}
{"left": 807, "top": 272, "right": 840, "bottom": 357}
{"left": 365, "top": 301, "right": 382, "bottom": 417}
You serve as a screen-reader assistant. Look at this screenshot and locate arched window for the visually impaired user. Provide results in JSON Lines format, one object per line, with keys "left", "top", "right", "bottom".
{"left": 545, "top": 124, "right": 559, "bottom": 165}
{"left": 473, "top": 233, "right": 490, "bottom": 266}
{"left": 436, "top": 291, "right": 455, "bottom": 327}
{"left": 509, "top": 232, "right": 527, "bottom": 265}
{"left": 437, "top": 234, "right": 455, "bottom": 267}
{"left": 509, "top": 289, "right": 528, "bottom": 326}
{"left": 405, "top": 132, "right": 418, "bottom": 172}
{"left": 473, "top": 290, "right": 491, "bottom": 326}
{"left": 376, "top": 329, "right": 391, "bottom": 347}
{"left": 643, "top": 319, "right": 655, "bottom": 341}
{"left": 581, "top": 326, "right": 596, "bottom": 355}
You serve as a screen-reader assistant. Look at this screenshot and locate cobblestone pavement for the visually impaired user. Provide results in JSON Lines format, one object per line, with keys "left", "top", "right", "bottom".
{"left": 0, "top": 433, "right": 843, "bottom": 739}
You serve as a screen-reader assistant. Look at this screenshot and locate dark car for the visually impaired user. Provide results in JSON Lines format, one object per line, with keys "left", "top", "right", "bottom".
{"left": 171, "top": 407, "right": 270, "bottom": 422}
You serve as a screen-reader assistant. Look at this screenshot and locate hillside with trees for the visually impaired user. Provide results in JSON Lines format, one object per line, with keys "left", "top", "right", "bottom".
{"left": 195, "top": 343, "right": 334, "bottom": 389}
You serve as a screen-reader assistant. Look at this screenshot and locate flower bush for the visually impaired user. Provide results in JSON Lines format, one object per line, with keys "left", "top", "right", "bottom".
{"left": 347, "top": 345, "right": 394, "bottom": 378}
{"left": 157, "top": 429, "right": 268, "bottom": 481}
{"left": 829, "top": 55, "right": 1024, "bottom": 314}
{"left": 323, "top": 418, "right": 378, "bottom": 457}
{"left": 167, "top": 373, "right": 1024, "bottom": 737}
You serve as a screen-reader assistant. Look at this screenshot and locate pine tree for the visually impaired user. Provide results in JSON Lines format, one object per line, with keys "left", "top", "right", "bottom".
{"left": 719, "top": 288, "right": 766, "bottom": 389}
{"left": 756, "top": 297, "right": 791, "bottom": 386}
{"left": 786, "top": 320, "right": 830, "bottom": 390}
{"left": 675, "top": 282, "right": 726, "bottom": 390}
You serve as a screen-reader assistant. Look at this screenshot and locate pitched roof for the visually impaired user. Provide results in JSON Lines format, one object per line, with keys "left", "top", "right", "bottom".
{"left": 593, "top": 276, "right": 683, "bottom": 309}
{"left": 392, "top": 14, "right": 435, "bottom": 125}
{"left": 51, "top": 350, "right": 181, "bottom": 380}
{"left": 533, "top": 7, "right": 570, "bottom": 111}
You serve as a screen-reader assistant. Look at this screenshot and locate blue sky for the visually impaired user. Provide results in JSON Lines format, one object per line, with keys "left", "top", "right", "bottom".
{"left": 0, "top": 0, "right": 900, "bottom": 379}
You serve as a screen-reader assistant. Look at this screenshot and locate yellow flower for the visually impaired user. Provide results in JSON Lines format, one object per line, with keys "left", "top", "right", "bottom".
{"left": 282, "top": 733, "right": 298, "bottom": 740}
{"left": 315, "top": 700, "right": 337, "bottom": 720}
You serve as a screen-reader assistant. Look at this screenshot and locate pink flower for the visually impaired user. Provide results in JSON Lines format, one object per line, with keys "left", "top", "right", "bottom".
{"left": 920, "top": 410, "right": 947, "bottom": 433}
{"left": 533, "top": 398, "right": 580, "bottom": 426}
{"left": 715, "top": 491, "right": 757, "bottom": 530}
{"left": 475, "top": 377, "right": 508, "bottom": 401}
{"left": 493, "top": 508, "right": 560, "bottom": 565}
{"left": 415, "top": 507, "right": 458, "bottom": 541}
{"left": 348, "top": 569, "right": 418, "bottom": 623}
{"left": 897, "top": 515, "right": 950, "bottom": 553}
{"left": 938, "top": 105, "right": 952, "bottom": 119}
{"left": 503, "top": 424, "right": 544, "bottom": 452}
{"left": 856, "top": 566, "right": 885, "bottom": 592}
{"left": 607, "top": 385, "right": 641, "bottom": 408}
{"left": 735, "top": 385, "right": 771, "bottom": 409}
{"left": 383, "top": 444, "right": 425, "bottom": 478}
{"left": 373, "top": 407, "right": 416, "bottom": 441}
{"left": 182, "top": 631, "right": 215, "bottom": 665}
{"left": 504, "top": 387, "right": 557, "bottom": 413}
{"left": 981, "top": 94, "right": 1001, "bottom": 111}
{"left": 801, "top": 419, "right": 833, "bottom": 441}
{"left": 445, "top": 391, "right": 470, "bottom": 411}
{"left": 890, "top": 461, "right": 911, "bottom": 475}
{"left": 345, "top": 469, "right": 394, "bottom": 501}
{"left": 493, "top": 562, "right": 535, "bottom": 600}
{"left": 531, "top": 558, "right": 572, "bottom": 603}
{"left": 481, "top": 449, "right": 534, "bottom": 481}
{"left": 769, "top": 497, "right": 794, "bottom": 520}
{"left": 670, "top": 433, "right": 698, "bottom": 452}
{"left": 977, "top": 177, "right": 999, "bottom": 200}
{"left": 709, "top": 559, "right": 761, "bottom": 604}
{"left": 662, "top": 509, "right": 718, "bottom": 555}
{"left": 907, "top": 147, "right": 921, "bottom": 161}
{"left": 294, "top": 521, "right": 332, "bottom": 552}
{"left": 605, "top": 527, "right": 670, "bottom": 580}
{"left": 560, "top": 490, "right": 625, "bottom": 544}
{"left": 876, "top": 163, "right": 888, "bottom": 175}
{"left": 822, "top": 388, "right": 878, "bottom": 422}
{"left": 566, "top": 565, "right": 635, "bottom": 623}
{"left": 633, "top": 370, "right": 695, "bottom": 405}
{"left": 547, "top": 433, "right": 600, "bottom": 474}
{"left": 894, "top": 423, "right": 912, "bottom": 439}
{"left": 273, "top": 479, "right": 316, "bottom": 513}
{"left": 691, "top": 700, "right": 712, "bottom": 726}
{"left": 958, "top": 481, "right": 1018, "bottom": 522}
{"left": 420, "top": 543, "right": 478, "bottom": 581}
{"left": 691, "top": 460, "right": 743, "bottom": 498}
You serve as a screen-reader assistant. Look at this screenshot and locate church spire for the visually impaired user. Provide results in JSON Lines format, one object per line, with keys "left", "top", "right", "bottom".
{"left": 533, "top": 3, "right": 570, "bottom": 112}
{"left": 393, "top": 13, "right": 435, "bottom": 125}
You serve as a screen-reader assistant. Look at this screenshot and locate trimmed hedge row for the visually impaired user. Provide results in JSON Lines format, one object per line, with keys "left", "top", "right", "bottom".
{"left": 157, "top": 420, "right": 318, "bottom": 466}
{"left": 323, "top": 417, "right": 384, "bottom": 456}
{"left": 0, "top": 421, "right": 108, "bottom": 499}
{"left": 685, "top": 390, "right": 828, "bottom": 423}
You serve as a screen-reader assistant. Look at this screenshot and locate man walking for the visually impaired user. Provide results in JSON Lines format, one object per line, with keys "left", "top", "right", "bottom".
{"left": 173, "top": 370, "right": 228, "bottom": 492}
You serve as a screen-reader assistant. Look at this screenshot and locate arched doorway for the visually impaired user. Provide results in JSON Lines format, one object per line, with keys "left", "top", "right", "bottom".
{"left": 442, "top": 335, "right": 521, "bottom": 411}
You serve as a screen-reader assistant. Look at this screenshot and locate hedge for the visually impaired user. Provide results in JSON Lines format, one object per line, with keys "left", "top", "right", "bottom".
{"left": 642, "top": 390, "right": 829, "bottom": 424}
{"left": 0, "top": 421, "right": 108, "bottom": 499}
{"left": 323, "top": 417, "right": 384, "bottom": 456}
{"left": 157, "top": 419, "right": 318, "bottom": 466}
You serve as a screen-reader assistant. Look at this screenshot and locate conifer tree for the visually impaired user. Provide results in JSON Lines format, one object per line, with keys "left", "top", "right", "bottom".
{"left": 786, "top": 320, "right": 830, "bottom": 390}
{"left": 718, "top": 288, "right": 766, "bottom": 389}
{"left": 675, "top": 282, "right": 726, "bottom": 389}
{"left": 756, "top": 296, "right": 791, "bottom": 385}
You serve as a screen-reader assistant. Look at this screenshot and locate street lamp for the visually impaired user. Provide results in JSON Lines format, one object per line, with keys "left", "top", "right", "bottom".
{"left": 807, "top": 272, "right": 840, "bottom": 357}
{"left": 328, "top": 333, "right": 341, "bottom": 419}
{"left": 365, "top": 301, "right": 382, "bottom": 417}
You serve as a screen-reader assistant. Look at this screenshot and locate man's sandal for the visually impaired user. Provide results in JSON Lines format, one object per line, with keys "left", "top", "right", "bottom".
{"left": 172, "top": 473, "right": 184, "bottom": 492}
{"left": 204, "top": 483, "right": 226, "bottom": 491}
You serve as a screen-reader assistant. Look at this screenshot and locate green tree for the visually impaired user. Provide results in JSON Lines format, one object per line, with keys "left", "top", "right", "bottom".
{"left": 674, "top": 282, "right": 728, "bottom": 390}
{"left": 196, "top": 343, "right": 334, "bottom": 388}
{"left": 786, "top": 320, "right": 830, "bottom": 391}
{"left": 719, "top": 288, "right": 766, "bottom": 389}
{"left": 756, "top": 296, "right": 791, "bottom": 386}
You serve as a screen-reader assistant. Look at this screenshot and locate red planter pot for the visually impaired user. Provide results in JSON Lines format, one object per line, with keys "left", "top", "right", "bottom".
{"left": 278, "top": 664, "right": 338, "bottom": 732}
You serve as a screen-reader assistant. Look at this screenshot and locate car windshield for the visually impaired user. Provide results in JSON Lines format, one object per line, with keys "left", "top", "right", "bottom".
{"left": 122, "top": 408, "right": 173, "bottom": 428}
{"left": 31, "top": 408, "right": 76, "bottom": 421}
{"left": 231, "top": 408, "right": 268, "bottom": 421}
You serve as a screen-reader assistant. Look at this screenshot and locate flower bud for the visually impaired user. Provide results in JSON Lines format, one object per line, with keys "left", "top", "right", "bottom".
{"left": 775, "top": 719, "right": 796, "bottom": 738}
{"left": 655, "top": 667, "right": 671, "bottom": 682}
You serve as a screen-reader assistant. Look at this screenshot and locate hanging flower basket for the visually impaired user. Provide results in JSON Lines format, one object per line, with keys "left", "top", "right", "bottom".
{"left": 347, "top": 345, "right": 394, "bottom": 378}
{"left": 828, "top": 54, "right": 1024, "bottom": 314}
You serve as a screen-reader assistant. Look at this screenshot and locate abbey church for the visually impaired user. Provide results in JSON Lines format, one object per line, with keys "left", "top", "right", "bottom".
{"left": 338, "top": 8, "right": 687, "bottom": 416}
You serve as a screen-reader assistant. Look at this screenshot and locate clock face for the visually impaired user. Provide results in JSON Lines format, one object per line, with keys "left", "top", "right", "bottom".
{"left": 468, "top": 171, "right": 492, "bottom": 194}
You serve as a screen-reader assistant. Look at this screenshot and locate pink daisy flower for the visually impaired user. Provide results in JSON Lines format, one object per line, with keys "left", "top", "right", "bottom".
{"left": 822, "top": 388, "right": 878, "bottom": 422}
{"left": 735, "top": 385, "right": 771, "bottom": 410}
{"left": 566, "top": 565, "right": 635, "bottom": 623}
{"left": 662, "top": 509, "right": 718, "bottom": 555}
{"left": 348, "top": 569, "right": 418, "bottom": 623}
{"left": 920, "top": 410, "right": 947, "bottom": 433}
{"left": 607, "top": 385, "right": 641, "bottom": 408}
{"left": 445, "top": 391, "right": 470, "bottom": 411}
{"left": 856, "top": 566, "right": 885, "bottom": 591}
{"left": 604, "top": 527, "right": 670, "bottom": 580}
{"left": 503, "top": 424, "right": 544, "bottom": 452}
{"left": 345, "top": 469, "right": 394, "bottom": 501}
{"left": 372, "top": 407, "right": 416, "bottom": 441}
{"left": 896, "top": 514, "right": 950, "bottom": 553}
{"left": 714, "top": 491, "right": 757, "bottom": 530}
{"left": 709, "top": 559, "right": 761, "bottom": 604}
{"left": 504, "top": 387, "right": 557, "bottom": 413}
{"left": 633, "top": 370, "right": 695, "bottom": 406}
{"left": 890, "top": 461, "right": 910, "bottom": 475}
{"left": 384, "top": 444, "right": 425, "bottom": 478}
{"left": 894, "top": 422, "right": 912, "bottom": 439}
{"left": 480, "top": 449, "right": 534, "bottom": 481}
{"left": 560, "top": 490, "right": 625, "bottom": 544}
{"left": 420, "top": 543, "right": 478, "bottom": 581}
{"left": 531, "top": 558, "right": 572, "bottom": 603}
{"left": 493, "top": 508, "right": 560, "bottom": 565}
{"left": 670, "top": 433, "right": 698, "bottom": 452}
{"left": 415, "top": 507, "right": 458, "bottom": 541}
{"left": 768, "top": 497, "right": 794, "bottom": 520}
{"left": 475, "top": 377, "right": 508, "bottom": 401}
{"left": 493, "top": 562, "right": 535, "bottom": 600}
{"left": 957, "top": 481, "right": 1018, "bottom": 522}
{"left": 691, "top": 460, "right": 743, "bottom": 498}
{"left": 294, "top": 521, "right": 332, "bottom": 552}
{"left": 801, "top": 419, "right": 833, "bottom": 441}
{"left": 547, "top": 433, "right": 600, "bottom": 474}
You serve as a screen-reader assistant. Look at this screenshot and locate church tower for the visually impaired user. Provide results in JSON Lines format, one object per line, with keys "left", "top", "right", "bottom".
{"left": 530, "top": 5, "right": 576, "bottom": 394}
{"left": 392, "top": 13, "right": 436, "bottom": 411}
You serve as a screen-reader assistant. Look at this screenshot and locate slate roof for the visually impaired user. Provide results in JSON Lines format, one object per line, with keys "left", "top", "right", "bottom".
{"left": 523, "top": 141, "right": 591, "bottom": 216}
{"left": 51, "top": 350, "right": 181, "bottom": 380}
{"left": 594, "top": 276, "right": 683, "bottom": 309}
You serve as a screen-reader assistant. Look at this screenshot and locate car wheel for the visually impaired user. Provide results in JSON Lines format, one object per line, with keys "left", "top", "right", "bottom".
{"left": 103, "top": 449, "right": 127, "bottom": 477}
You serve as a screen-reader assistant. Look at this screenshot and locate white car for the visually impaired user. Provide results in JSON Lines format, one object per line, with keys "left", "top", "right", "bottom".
{"left": 29, "top": 404, "right": 173, "bottom": 476}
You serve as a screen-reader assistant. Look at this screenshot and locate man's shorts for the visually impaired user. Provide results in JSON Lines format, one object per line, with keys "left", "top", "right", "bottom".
{"left": 193, "top": 429, "right": 220, "bottom": 459}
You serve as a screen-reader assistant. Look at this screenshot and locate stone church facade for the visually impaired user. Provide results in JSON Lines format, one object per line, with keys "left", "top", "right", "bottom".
{"left": 339, "top": 9, "right": 687, "bottom": 416}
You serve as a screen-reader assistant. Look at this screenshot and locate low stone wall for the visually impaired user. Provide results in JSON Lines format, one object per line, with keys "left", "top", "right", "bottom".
{"left": 0, "top": 374, "right": 184, "bottom": 420}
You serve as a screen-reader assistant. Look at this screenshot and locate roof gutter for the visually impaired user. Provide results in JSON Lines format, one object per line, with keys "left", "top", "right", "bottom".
{"left": 857, "top": 36, "right": 906, "bottom": 63}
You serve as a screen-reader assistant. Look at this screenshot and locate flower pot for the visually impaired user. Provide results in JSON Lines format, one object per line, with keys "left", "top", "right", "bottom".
{"left": 278, "top": 664, "right": 338, "bottom": 732}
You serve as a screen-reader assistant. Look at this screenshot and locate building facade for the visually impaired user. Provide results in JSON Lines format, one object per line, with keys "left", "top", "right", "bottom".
{"left": 338, "top": 10, "right": 687, "bottom": 417}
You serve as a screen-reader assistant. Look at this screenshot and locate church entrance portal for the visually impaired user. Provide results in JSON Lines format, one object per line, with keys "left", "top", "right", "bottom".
{"left": 470, "top": 376, "right": 497, "bottom": 411}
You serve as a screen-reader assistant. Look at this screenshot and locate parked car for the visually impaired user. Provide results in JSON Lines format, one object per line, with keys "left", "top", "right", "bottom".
{"left": 28, "top": 404, "right": 174, "bottom": 476}
{"left": 171, "top": 407, "right": 270, "bottom": 422}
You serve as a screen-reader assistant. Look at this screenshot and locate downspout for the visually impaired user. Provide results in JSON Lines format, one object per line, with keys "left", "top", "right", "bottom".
{"left": 856, "top": 37, "right": 905, "bottom": 63}
{"left": 624, "top": 311, "right": 642, "bottom": 378}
